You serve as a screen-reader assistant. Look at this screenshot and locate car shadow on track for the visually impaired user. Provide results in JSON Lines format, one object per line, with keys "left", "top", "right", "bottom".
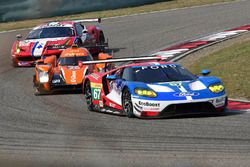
{"left": 81, "top": 109, "right": 248, "bottom": 120}
{"left": 156, "top": 109, "right": 247, "bottom": 120}
{"left": 35, "top": 89, "right": 83, "bottom": 96}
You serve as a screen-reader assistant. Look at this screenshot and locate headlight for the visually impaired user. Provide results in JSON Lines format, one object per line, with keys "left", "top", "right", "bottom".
{"left": 209, "top": 84, "right": 225, "bottom": 93}
{"left": 16, "top": 48, "right": 21, "bottom": 54}
{"left": 39, "top": 71, "right": 49, "bottom": 83}
{"left": 135, "top": 88, "right": 157, "bottom": 98}
{"left": 16, "top": 44, "right": 21, "bottom": 54}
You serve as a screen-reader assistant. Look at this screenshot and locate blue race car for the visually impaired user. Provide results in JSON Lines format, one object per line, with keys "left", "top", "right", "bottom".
{"left": 82, "top": 56, "right": 227, "bottom": 118}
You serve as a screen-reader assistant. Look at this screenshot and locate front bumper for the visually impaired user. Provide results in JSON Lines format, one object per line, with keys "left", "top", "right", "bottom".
{"left": 12, "top": 56, "right": 37, "bottom": 67}
{"left": 132, "top": 95, "right": 228, "bottom": 118}
{"left": 51, "top": 84, "right": 82, "bottom": 91}
{"left": 12, "top": 51, "right": 61, "bottom": 67}
{"left": 34, "top": 83, "right": 82, "bottom": 94}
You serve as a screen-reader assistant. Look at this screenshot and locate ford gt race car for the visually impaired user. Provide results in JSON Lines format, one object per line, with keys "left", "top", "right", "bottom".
{"left": 11, "top": 18, "right": 107, "bottom": 67}
{"left": 33, "top": 44, "right": 112, "bottom": 95}
{"left": 82, "top": 56, "right": 228, "bottom": 118}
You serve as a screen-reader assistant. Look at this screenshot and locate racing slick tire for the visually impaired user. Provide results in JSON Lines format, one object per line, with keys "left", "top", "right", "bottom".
{"left": 34, "top": 87, "right": 50, "bottom": 96}
{"left": 122, "top": 88, "right": 135, "bottom": 118}
{"left": 33, "top": 75, "right": 50, "bottom": 96}
{"left": 99, "top": 32, "right": 105, "bottom": 52}
{"left": 84, "top": 81, "right": 94, "bottom": 111}
{"left": 12, "top": 58, "right": 18, "bottom": 67}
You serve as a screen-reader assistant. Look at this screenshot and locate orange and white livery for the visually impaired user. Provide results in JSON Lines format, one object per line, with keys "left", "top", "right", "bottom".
{"left": 33, "top": 45, "right": 112, "bottom": 95}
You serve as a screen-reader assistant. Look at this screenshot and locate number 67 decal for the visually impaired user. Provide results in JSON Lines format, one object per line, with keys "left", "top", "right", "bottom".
{"left": 92, "top": 88, "right": 101, "bottom": 100}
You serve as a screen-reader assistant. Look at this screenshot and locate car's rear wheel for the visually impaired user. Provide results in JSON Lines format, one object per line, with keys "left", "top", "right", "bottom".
{"left": 33, "top": 75, "right": 41, "bottom": 96}
{"left": 99, "top": 32, "right": 105, "bottom": 52}
{"left": 99, "top": 32, "right": 105, "bottom": 44}
{"left": 122, "top": 88, "right": 135, "bottom": 118}
{"left": 84, "top": 81, "right": 94, "bottom": 111}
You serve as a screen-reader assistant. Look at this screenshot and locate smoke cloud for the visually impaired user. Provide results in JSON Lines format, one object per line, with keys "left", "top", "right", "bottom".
{"left": 0, "top": 0, "right": 167, "bottom": 22}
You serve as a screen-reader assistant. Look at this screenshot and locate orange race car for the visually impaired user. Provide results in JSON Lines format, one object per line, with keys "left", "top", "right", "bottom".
{"left": 33, "top": 44, "right": 112, "bottom": 95}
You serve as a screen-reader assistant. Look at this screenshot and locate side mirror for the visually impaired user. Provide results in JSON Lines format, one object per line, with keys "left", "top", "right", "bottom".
{"left": 201, "top": 69, "right": 211, "bottom": 76}
{"left": 44, "top": 55, "right": 57, "bottom": 67}
{"left": 106, "top": 75, "right": 117, "bottom": 80}
{"left": 98, "top": 53, "right": 112, "bottom": 60}
{"left": 82, "top": 29, "right": 88, "bottom": 34}
{"left": 16, "top": 34, "right": 22, "bottom": 40}
{"left": 78, "top": 61, "right": 83, "bottom": 68}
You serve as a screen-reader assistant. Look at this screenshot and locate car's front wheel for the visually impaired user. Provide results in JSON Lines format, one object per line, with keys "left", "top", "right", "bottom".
{"left": 12, "top": 58, "right": 18, "bottom": 67}
{"left": 34, "top": 86, "right": 50, "bottom": 96}
{"left": 122, "top": 88, "right": 135, "bottom": 118}
{"left": 84, "top": 81, "right": 94, "bottom": 111}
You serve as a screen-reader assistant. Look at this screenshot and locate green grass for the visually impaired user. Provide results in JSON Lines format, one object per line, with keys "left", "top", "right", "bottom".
{"left": 0, "top": 0, "right": 233, "bottom": 31}
{"left": 186, "top": 40, "right": 250, "bottom": 100}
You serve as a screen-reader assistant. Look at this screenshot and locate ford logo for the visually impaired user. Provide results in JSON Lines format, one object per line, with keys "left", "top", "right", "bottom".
{"left": 174, "top": 92, "right": 199, "bottom": 97}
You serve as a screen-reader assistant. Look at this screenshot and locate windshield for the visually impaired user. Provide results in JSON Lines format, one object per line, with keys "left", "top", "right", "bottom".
{"left": 131, "top": 64, "right": 197, "bottom": 83}
{"left": 59, "top": 56, "right": 92, "bottom": 66}
{"left": 26, "top": 27, "right": 75, "bottom": 39}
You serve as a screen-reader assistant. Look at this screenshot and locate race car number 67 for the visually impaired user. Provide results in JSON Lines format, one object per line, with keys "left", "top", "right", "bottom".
{"left": 93, "top": 89, "right": 101, "bottom": 100}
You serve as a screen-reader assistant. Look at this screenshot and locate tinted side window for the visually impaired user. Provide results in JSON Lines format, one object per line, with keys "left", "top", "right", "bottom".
{"left": 114, "top": 69, "right": 123, "bottom": 79}
{"left": 122, "top": 68, "right": 132, "bottom": 81}
{"left": 75, "top": 23, "right": 84, "bottom": 36}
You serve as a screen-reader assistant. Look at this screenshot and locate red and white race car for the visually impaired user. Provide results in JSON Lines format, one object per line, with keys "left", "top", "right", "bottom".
{"left": 11, "top": 18, "right": 107, "bottom": 67}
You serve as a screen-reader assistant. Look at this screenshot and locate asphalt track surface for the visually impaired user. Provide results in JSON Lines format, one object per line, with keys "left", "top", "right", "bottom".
{"left": 0, "top": 1, "right": 250, "bottom": 167}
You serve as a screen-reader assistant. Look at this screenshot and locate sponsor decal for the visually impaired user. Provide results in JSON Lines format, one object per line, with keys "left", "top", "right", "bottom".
{"left": 70, "top": 71, "right": 76, "bottom": 83}
{"left": 215, "top": 97, "right": 226, "bottom": 107}
{"left": 138, "top": 101, "right": 160, "bottom": 107}
{"left": 109, "top": 102, "right": 116, "bottom": 108}
{"left": 52, "top": 79, "right": 60, "bottom": 84}
{"left": 18, "top": 62, "right": 31, "bottom": 66}
{"left": 37, "top": 43, "right": 44, "bottom": 49}
{"left": 140, "top": 64, "right": 177, "bottom": 70}
{"left": 174, "top": 92, "right": 199, "bottom": 97}
{"left": 92, "top": 88, "right": 101, "bottom": 100}
{"left": 32, "top": 41, "right": 46, "bottom": 57}
{"left": 216, "top": 97, "right": 225, "bottom": 103}
{"left": 169, "top": 82, "right": 182, "bottom": 87}
{"left": 47, "top": 22, "right": 62, "bottom": 27}
{"left": 90, "top": 83, "right": 102, "bottom": 89}
{"left": 64, "top": 52, "right": 85, "bottom": 56}
{"left": 143, "top": 107, "right": 161, "bottom": 111}
{"left": 91, "top": 73, "right": 100, "bottom": 80}
{"left": 19, "top": 41, "right": 30, "bottom": 47}
{"left": 135, "top": 103, "right": 143, "bottom": 110}
{"left": 135, "top": 102, "right": 161, "bottom": 112}
{"left": 68, "top": 66, "right": 80, "bottom": 70}
{"left": 99, "top": 101, "right": 103, "bottom": 107}
{"left": 90, "top": 83, "right": 102, "bottom": 100}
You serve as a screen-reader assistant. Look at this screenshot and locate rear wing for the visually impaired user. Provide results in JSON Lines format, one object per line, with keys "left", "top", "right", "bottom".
{"left": 46, "top": 43, "right": 108, "bottom": 50}
{"left": 74, "top": 18, "right": 101, "bottom": 24}
{"left": 80, "top": 55, "right": 170, "bottom": 65}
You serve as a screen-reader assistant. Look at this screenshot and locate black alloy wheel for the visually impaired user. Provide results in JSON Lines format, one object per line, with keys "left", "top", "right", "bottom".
{"left": 84, "top": 81, "right": 94, "bottom": 111}
{"left": 122, "top": 88, "right": 135, "bottom": 118}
